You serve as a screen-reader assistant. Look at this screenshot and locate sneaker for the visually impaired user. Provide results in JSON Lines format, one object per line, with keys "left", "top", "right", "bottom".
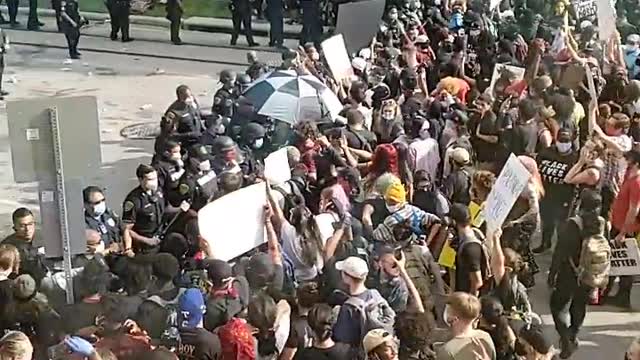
{"left": 122, "top": 38, "right": 134, "bottom": 43}
{"left": 172, "top": 39, "right": 183, "bottom": 45}
{"left": 248, "top": 42, "right": 260, "bottom": 47}
{"left": 70, "top": 53, "right": 80, "bottom": 59}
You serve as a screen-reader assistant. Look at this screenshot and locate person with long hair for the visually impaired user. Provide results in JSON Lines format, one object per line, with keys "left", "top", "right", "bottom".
{"left": 392, "top": 141, "right": 414, "bottom": 201}
{"left": 293, "top": 303, "right": 356, "bottom": 360}
{"left": 362, "top": 144, "right": 400, "bottom": 198}
{"left": 501, "top": 156, "right": 543, "bottom": 288}
{"left": 267, "top": 183, "right": 324, "bottom": 282}
{"left": 247, "top": 293, "right": 279, "bottom": 360}
{"left": 563, "top": 138, "right": 605, "bottom": 215}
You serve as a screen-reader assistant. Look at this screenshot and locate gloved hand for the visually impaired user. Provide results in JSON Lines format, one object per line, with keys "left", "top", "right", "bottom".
{"left": 65, "top": 336, "right": 95, "bottom": 357}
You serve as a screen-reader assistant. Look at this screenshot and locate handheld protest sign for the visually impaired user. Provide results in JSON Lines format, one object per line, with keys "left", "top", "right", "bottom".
{"left": 610, "top": 239, "right": 640, "bottom": 276}
{"left": 484, "top": 154, "right": 531, "bottom": 234}
{"left": 321, "top": 35, "right": 354, "bottom": 84}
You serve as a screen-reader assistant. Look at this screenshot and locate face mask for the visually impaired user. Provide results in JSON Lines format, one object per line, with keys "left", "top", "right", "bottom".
{"left": 382, "top": 110, "right": 395, "bottom": 120}
{"left": 311, "top": 53, "right": 320, "bottom": 61}
{"left": 386, "top": 203, "right": 402, "bottom": 213}
{"left": 170, "top": 152, "right": 181, "bottom": 161}
{"left": 144, "top": 179, "right": 159, "bottom": 193}
{"left": 199, "top": 160, "right": 211, "bottom": 172}
{"left": 93, "top": 202, "right": 106, "bottom": 217}
{"left": 556, "top": 141, "right": 572, "bottom": 153}
{"left": 253, "top": 138, "right": 264, "bottom": 149}
{"left": 470, "top": 29, "right": 481, "bottom": 37}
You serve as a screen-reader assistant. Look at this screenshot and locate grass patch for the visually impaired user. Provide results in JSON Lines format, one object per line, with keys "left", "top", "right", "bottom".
{"left": 36, "top": 0, "right": 231, "bottom": 18}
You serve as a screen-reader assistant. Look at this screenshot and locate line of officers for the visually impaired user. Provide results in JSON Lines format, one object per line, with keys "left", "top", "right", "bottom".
{"left": 80, "top": 71, "right": 270, "bottom": 259}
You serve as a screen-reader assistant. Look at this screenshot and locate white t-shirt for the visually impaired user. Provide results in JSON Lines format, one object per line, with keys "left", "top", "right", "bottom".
{"left": 280, "top": 222, "right": 324, "bottom": 282}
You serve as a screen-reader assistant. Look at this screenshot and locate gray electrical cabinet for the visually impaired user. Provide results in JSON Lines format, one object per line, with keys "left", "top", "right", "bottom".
{"left": 6, "top": 96, "right": 103, "bottom": 303}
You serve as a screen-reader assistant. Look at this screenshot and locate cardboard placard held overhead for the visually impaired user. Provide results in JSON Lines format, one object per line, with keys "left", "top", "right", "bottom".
{"left": 488, "top": 64, "right": 525, "bottom": 99}
{"left": 336, "top": 0, "right": 386, "bottom": 55}
{"left": 198, "top": 183, "right": 267, "bottom": 261}
{"left": 572, "top": 0, "right": 597, "bottom": 19}
{"left": 484, "top": 154, "right": 532, "bottom": 233}
{"left": 264, "top": 147, "right": 291, "bottom": 185}
{"left": 595, "top": 0, "right": 617, "bottom": 41}
{"left": 610, "top": 239, "right": 640, "bottom": 276}
{"left": 321, "top": 35, "right": 354, "bottom": 83}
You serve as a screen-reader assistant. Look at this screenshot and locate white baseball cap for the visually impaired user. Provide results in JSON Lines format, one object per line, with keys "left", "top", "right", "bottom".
{"left": 335, "top": 256, "right": 368, "bottom": 279}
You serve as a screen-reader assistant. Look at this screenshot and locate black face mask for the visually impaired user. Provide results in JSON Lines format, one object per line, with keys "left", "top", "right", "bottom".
{"left": 514, "top": 340, "right": 528, "bottom": 356}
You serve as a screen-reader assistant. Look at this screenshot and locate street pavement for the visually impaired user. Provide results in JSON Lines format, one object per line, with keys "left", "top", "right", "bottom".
{"left": 0, "top": 22, "right": 638, "bottom": 360}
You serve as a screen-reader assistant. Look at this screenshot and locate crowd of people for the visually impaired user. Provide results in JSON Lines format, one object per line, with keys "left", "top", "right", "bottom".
{"left": 2, "top": 0, "right": 640, "bottom": 359}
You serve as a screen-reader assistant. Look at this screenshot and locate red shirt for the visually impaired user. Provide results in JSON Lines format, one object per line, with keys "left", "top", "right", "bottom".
{"left": 611, "top": 171, "right": 640, "bottom": 234}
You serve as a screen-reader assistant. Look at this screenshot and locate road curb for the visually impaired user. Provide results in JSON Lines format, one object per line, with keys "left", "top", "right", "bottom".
{"left": 1, "top": 5, "right": 324, "bottom": 38}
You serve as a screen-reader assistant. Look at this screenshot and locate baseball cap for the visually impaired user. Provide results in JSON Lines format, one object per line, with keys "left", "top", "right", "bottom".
{"left": 14, "top": 274, "right": 36, "bottom": 300}
{"left": 206, "top": 259, "right": 234, "bottom": 287}
{"left": 178, "top": 288, "right": 206, "bottom": 328}
{"left": 335, "top": 256, "right": 368, "bottom": 280}
{"left": 451, "top": 147, "right": 470, "bottom": 165}
{"left": 384, "top": 181, "right": 406, "bottom": 205}
{"left": 363, "top": 328, "right": 394, "bottom": 354}
{"left": 352, "top": 57, "right": 367, "bottom": 72}
{"left": 415, "top": 34, "right": 429, "bottom": 44}
{"left": 628, "top": 34, "right": 640, "bottom": 44}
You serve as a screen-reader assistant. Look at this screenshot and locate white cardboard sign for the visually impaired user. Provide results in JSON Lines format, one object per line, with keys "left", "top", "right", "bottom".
{"left": 264, "top": 147, "right": 291, "bottom": 185}
{"left": 321, "top": 35, "right": 354, "bottom": 83}
{"left": 488, "top": 64, "right": 526, "bottom": 99}
{"left": 484, "top": 154, "right": 532, "bottom": 233}
{"left": 610, "top": 239, "right": 640, "bottom": 276}
{"left": 198, "top": 183, "right": 267, "bottom": 261}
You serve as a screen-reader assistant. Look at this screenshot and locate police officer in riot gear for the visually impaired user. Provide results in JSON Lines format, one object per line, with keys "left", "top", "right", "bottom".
{"left": 199, "top": 115, "right": 227, "bottom": 151}
{"left": 106, "top": 0, "right": 133, "bottom": 42}
{"left": 239, "top": 122, "right": 268, "bottom": 162}
{"left": 60, "top": 0, "right": 85, "bottom": 59}
{"left": 152, "top": 140, "right": 186, "bottom": 195}
{"left": 166, "top": 0, "right": 183, "bottom": 45}
{"left": 173, "top": 144, "right": 218, "bottom": 211}
{"left": 83, "top": 186, "right": 123, "bottom": 248}
{"left": 229, "top": 0, "right": 258, "bottom": 46}
{"left": 167, "top": 85, "right": 204, "bottom": 147}
{"left": 212, "top": 70, "right": 237, "bottom": 120}
{"left": 210, "top": 135, "right": 262, "bottom": 185}
{"left": 235, "top": 73, "right": 252, "bottom": 95}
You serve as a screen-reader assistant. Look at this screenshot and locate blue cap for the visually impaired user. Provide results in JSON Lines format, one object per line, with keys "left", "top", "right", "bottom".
{"left": 178, "top": 288, "right": 206, "bottom": 328}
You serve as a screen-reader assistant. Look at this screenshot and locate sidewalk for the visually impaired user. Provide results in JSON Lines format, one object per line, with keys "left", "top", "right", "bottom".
{"left": 2, "top": 5, "right": 331, "bottom": 39}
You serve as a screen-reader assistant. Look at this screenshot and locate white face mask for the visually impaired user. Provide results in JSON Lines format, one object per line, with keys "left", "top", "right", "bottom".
{"left": 93, "top": 201, "right": 106, "bottom": 217}
{"left": 144, "top": 179, "right": 159, "bottom": 193}
{"left": 386, "top": 203, "right": 402, "bottom": 213}
{"left": 199, "top": 160, "right": 211, "bottom": 172}
{"left": 170, "top": 152, "right": 182, "bottom": 161}
{"left": 253, "top": 138, "right": 264, "bottom": 149}
{"left": 556, "top": 141, "right": 572, "bottom": 153}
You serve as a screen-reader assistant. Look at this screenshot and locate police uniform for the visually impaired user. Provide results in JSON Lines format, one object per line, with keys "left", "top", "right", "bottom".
{"left": 167, "top": 100, "right": 203, "bottom": 147}
{"left": 267, "top": 0, "right": 283, "bottom": 47}
{"left": 0, "top": 30, "right": 9, "bottom": 99}
{"left": 122, "top": 187, "right": 166, "bottom": 252}
{"left": 174, "top": 169, "right": 218, "bottom": 211}
{"left": 1, "top": 233, "right": 48, "bottom": 284}
{"left": 6, "top": 0, "right": 18, "bottom": 26}
{"left": 106, "top": 0, "right": 132, "bottom": 41}
{"left": 60, "top": 0, "right": 82, "bottom": 59}
{"left": 166, "top": 0, "right": 183, "bottom": 44}
{"left": 212, "top": 88, "right": 235, "bottom": 119}
{"left": 153, "top": 158, "right": 185, "bottom": 195}
{"left": 230, "top": 0, "right": 257, "bottom": 46}
{"left": 27, "top": 0, "right": 42, "bottom": 30}
{"left": 85, "top": 209, "right": 122, "bottom": 247}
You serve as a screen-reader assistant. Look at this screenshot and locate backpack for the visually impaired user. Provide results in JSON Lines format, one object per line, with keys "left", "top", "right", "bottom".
{"left": 569, "top": 216, "right": 611, "bottom": 289}
{"left": 403, "top": 244, "right": 436, "bottom": 312}
{"left": 342, "top": 289, "right": 396, "bottom": 343}
{"left": 144, "top": 288, "right": 187, "bottom": 346}
{"left": 272, "top": 177, "right": 309, "bottom": 216}
{"left": 458, "top": 229, "right": 493, "bottom": 283}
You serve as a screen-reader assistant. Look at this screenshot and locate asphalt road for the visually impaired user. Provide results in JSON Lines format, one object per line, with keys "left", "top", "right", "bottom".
{"left": 0, "top": 22, "right": 638, "bottom": 360}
